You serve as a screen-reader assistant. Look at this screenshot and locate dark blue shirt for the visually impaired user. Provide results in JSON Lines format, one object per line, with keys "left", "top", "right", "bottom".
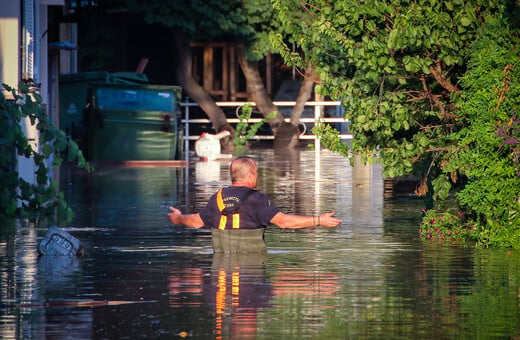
{"left": 199, "top": 186, "right": 280, "bottom": 230}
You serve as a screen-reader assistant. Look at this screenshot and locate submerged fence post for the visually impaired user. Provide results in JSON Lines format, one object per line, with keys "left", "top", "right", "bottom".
{"left": 314, "top": 94, "right": 324, "bottom": 181}
{"left": 184, "top": 97, "right": 190, "bottom": 161}
{"left": 314, "top": 99, "right": 322, "bottom": 156}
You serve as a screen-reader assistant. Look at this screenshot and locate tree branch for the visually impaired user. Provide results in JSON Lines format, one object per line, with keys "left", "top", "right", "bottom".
{"left": 429, "top": 61, "right": 460, "bottom": 93}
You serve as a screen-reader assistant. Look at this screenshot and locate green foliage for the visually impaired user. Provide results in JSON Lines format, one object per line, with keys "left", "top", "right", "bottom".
{"left": 0, "top": 84, "right": 92, "bottom": 223}
{"left": 311, "top": 122, "right": 350, "bottom": 157}
{"left": 120, "top": 0, "right": 244, "bottom": 39}
{"left": 100, "top": 0, "right": 282, "bottom": 66}
{"left": 274, "top": 1, "right": 520, "bottom": 247}
{"left": 234, "top": 103, "right": 276, "bottom": 155}
{"left": 419, "top": 209, "right": 479, "bottom": 244}
{"left": 274, "top": 0, "right": 503, "bottom": 175}
{"left": 120, "top": 0, "right": 279, "bottom": 60}
{"left": 441, "top": 19, "right": 520, "bottom": 248}
{"left": 240, "top": 0, "right": 282, "bottom": 61}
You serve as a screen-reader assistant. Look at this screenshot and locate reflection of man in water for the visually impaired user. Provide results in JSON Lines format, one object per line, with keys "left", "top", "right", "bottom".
{"left": 168, "top": 156, "right": 342, "bottom": 252}
{"left": 168, "top": 253, "right": 272, "bottom": 338}
{"left": 208, "top": 253, "right": 271, "bottom": 338}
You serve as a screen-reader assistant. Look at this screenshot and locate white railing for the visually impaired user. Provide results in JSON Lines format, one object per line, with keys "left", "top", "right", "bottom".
{"left": 179, "top": 100, "right": 352, "bottom": 159}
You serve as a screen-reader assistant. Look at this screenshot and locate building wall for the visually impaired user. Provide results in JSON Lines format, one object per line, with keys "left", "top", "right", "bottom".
{"left": 0, "top": 0, "right": 21, "bottom": 93}
{"left": 0, "top": 0, "right": 38, "bottom": 187}
{"left": 1, "top": 0, "right": 64, "bottom": 187}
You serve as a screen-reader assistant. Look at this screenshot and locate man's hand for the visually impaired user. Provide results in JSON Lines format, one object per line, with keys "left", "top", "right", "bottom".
{"left": 168, "top": 207, "right": 205, "bottom": 228}
{"left": 319, "top": 212, "right": 342, "bottom": 228}
{"left": 168, "top": 207, "right": 181, "bottom": 225}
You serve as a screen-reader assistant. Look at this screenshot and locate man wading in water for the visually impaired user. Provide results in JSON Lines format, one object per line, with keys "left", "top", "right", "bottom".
{"left": 168, "top": 156, "right": 342, "bottom": 252}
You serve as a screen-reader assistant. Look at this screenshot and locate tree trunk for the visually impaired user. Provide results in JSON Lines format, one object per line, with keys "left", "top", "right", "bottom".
{"left": 236, "top": 46, "right": 319, "bottom": 149}
{"left": 173, "top": 31, "right": 234, "bottom": 152}
{"left": 236, "top": 45, "right": 284, "bottom": 133}
{"left": 284, "top": 64, "right": 317, "bottom": 147}
{"left": 272, "top": 64, "right": 317, "bottom": 148}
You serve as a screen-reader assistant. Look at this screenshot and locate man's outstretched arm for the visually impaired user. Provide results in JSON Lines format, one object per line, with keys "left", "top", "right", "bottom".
{"left": 168, "top": 207, "right": 205, "bottom": 228}
{"left": 270, "top": 211, "right": 342, "bottom": 229}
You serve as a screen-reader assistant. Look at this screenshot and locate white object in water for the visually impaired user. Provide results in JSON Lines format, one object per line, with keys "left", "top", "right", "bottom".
{"left": 38, "top": 226, "right": 83, "bottom": 256}
{"left": 195, "top": 131, "right": 232, "bottom": 160}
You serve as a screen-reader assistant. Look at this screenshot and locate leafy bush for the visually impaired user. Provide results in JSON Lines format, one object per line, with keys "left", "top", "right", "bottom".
{"left": 233, "top": 103, "right": 276, "bottom": 155}
{"left": 0, "top": 83, "right": 91, "bottom": 223}
{"left": 419, "top": 209, "right": 479, "bottom": 244}
{"left": 435, "top": 19, "right": 520, "bottom": 248}
{"left": 312, "top": 122, "right": 350, "bottom": 158}
{"left": 274, "top": 0, "right": 519, "bottom": 248}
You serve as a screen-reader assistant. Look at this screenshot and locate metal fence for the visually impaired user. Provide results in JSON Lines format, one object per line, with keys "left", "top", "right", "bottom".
{"left": 179, "top": 100, "right": 352, "bottom": 159}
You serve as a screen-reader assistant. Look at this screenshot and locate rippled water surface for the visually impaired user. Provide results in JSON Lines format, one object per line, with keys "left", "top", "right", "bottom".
{"left": 1, "top": 148, "right": 519, "bottom": 339}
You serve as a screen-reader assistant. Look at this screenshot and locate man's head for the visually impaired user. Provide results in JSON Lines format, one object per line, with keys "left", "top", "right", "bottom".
{"left": 230, "top": 156, "right": 258, "bottom": 188}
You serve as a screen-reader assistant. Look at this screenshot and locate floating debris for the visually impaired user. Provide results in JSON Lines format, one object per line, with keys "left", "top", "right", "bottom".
{"left": 38, "top": 226, "right": 83, "bottom": 256}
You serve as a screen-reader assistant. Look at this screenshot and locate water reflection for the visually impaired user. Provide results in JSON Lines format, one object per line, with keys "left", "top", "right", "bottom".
{"left": 37, "top": 255, "right": 82, "bottom": 288}
{"left": 210, "top": 253, "right": 271, "bottom": 339}
{"left": 0, "top": 148, "right": 519, "bottom": 338}
{"left": 0, "top": 221, "right": 94, "bottom": 339}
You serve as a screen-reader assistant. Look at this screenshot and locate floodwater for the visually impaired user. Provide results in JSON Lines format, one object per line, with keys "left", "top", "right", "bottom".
{"left": 1, "top": 147, "right": 520, "bottom": 339}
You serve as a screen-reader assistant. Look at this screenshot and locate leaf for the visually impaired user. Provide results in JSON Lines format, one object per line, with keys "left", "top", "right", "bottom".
{"left": 67, "top": 140, "right": 79, "bottom": 162}
{"left": 366, "top": 20, "right": 375, "bottom": 32}
{"left": 52, "top": 157, "right": 63, "bottom": 168}
{"left": 41, "top": 143, "right": 53, "bottom": 158}
{"left": 418, "top": 135, "right": 429, "bottom": 147}
{"left": 443, "top": 55, "right": 459, "bottom": 66}
{"left": 460, "top": 16, "right": 471, "bottom": 27}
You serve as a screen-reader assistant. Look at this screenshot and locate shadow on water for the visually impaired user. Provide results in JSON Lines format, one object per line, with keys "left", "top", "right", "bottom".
{"left": 1, "top": 147, "right": 519, "bottom": 338}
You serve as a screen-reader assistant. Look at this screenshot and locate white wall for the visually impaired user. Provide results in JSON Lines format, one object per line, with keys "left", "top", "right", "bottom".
{"left": 0, "top": 0, "right": 39, "bottom": 188}
{"left": 1, "top": 0, "right": 63, "bottom": 188}
{"left": 0, "top": 0, "right": 21, "bottom": 93}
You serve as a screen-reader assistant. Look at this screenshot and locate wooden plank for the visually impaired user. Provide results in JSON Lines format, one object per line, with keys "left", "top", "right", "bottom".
{"left": 222, "top": 45, "right": 229, "bottom": 100}
{"left": 266, "top": 53, "right": 272, "bottom": 96}
{"left": 190, "top": 42, "right": 228, "bottom": 48}
{"left": 230, "top": 46, "right": 237, "bottom": 101}
{"left": 203, "top": 46, "right": 213, "bottom": 90}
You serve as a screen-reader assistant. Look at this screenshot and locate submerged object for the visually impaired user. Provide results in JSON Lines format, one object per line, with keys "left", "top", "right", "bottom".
{"left": 38, "top": 226, "right": 83, "bottom": 256}
{"left": 85, "top": 82, "right": 182, "bottom": 161}
{"left": 195, "top": 130, "right": 232, "bottom": 160}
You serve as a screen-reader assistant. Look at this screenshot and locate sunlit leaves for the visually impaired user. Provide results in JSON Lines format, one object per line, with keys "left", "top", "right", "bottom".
{"left": 274, "top": 0, "right": 520, "bottom": 246}
{"left": 234, "top": 104, "right": 277, "bottom": 155}
{"left": 432, "top": 174, "right": 451, "bottom": 201}
{"left": 444, "top": 19, "right": 520, "bottom": 243}
{"left": 274, "top": 0, "right": 505, "bottom": 175}
{"left": 311, "top": 122, "right": 350, "bottom": 157}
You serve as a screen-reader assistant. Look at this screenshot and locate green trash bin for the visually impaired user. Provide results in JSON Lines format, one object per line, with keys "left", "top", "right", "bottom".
{"left": 59, "top": 71, "right": 110, "bottom": 135}
{"left": 59, "top": 71, "right": 150, "bottom": 137}
{"left": 86, "top": 83, "right": 182, "bottom": 161}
